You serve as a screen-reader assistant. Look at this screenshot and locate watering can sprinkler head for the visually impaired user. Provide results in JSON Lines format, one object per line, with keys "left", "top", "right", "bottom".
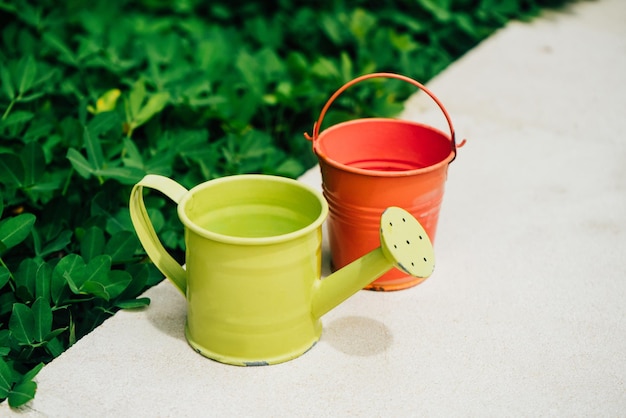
{"left": 379, "top": 206, "right": 435, "bottom": 278}
{"left": 312, "top": 207, "right": 435, "bottom": 318}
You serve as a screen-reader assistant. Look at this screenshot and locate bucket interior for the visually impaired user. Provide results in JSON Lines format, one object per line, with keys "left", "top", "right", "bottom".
{"left": 315, "top": 119, "right": 453, "bottom": 172}
{"left": 182, "top": 177, "right": 325, "bottom": 239}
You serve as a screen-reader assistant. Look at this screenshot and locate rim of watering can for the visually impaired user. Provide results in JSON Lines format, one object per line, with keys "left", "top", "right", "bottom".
{"left": 304, "top": 72, "right": 465, "bottom": 166}
{"left": 178, "top": 175, "right": 329, "bottom": 246}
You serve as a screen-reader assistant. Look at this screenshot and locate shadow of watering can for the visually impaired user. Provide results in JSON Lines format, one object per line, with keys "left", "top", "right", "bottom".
{"left": 129, "top": 174, "right": 434, "bottom": 366}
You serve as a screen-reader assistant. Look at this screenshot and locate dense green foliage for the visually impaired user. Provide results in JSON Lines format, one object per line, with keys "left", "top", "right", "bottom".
{"left": 1, "top": 0, "right": 573, "bottom": 407}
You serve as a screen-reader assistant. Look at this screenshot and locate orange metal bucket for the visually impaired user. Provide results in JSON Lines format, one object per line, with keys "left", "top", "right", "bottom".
{"left": 305, "top": 73, "right": 464, "bottom": 291}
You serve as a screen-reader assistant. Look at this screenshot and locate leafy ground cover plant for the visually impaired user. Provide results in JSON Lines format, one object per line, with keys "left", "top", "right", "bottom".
{"left": 1, "top": 0, "right": 574, "bottom": 407}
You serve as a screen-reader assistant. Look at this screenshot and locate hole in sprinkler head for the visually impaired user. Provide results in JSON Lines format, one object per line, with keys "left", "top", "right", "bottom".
{"left": 423, "top": 257, "right": 427, "bottom": 262}
{"left": 393, "top": 244, "right": 397, "bottom": 249}
{"left": 419, "top": 235, "right": 423, "bottom": 240}
{"left": 406, "top": 240, "right": 410, "bottom": 245}
{"left": 411, "top": 262, "right": 414, "bottom": 266}
{"left": 389, "top": 222, "right": 393, "bottom": 226}
{"left": 402, "top": 218, "right": 406, "bottom": 222}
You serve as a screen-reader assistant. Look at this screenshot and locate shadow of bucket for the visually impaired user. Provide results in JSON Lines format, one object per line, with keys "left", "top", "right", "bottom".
{"left": 305, "top": 73, "right": 465, "bottom": 291}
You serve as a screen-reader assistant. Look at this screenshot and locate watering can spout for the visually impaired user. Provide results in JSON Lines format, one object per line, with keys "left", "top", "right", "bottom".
{"left": 312, "top": 207, "right": 435, "bottom": 318}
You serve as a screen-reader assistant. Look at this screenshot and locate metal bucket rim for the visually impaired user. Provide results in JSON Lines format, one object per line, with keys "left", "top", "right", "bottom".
{"left": 314, "top": 118, "right": 454, "bottom": 177}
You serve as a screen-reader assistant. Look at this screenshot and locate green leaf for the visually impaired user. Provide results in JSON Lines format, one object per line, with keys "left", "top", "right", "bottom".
{"left": 14, "top": 258, "right": 39, "bottom": 301}
{"left": 45, "top": 337, "right": 64, "bottom": 358}
{"left": 133, "top": 92, "right": 170, "bottom": 127}
{"left": 274, "top": 157, "right": 305, "bottom": 178}
{"left": 0, "top": 152, "right": 25, "bottom": 187}
{"left": 390, "top": 31, "right": 419, "bottom": 52}
{"left": 68, "top": 313, "right": 76, "bottom": 345}
{"left": 87, "top": 111, "right": 120, "bottom": 137}
{"left": 51, "top": 254, "right": 86, "bottom": 304}
{"left": 340, "top": 51, "right": 353, "bottom": 82}
{"left": 0, "top": 64, "right": 15, "bottom": 99}
{"left": 14, "top": 1, "right": 41, "bottom": 28}
{"left": 238, "top": 130, "right": 271, "bottom": 159}
{"left": 50, "top": 272, "right": 68, "bottom": 307}
{"left": 21, "top": 363, "right": 44, "bottom": 383}
{"left": 42, "top": 329, "right": 66, "bottom": 344}
{"left": 117, "top": 263, "right": 150, "bottom": 300}
{"left": 37, "top": 229, "right": 72, "bottom": 259}
{"left": 127, "top": 79, "right": 147, "bottom": 119}
{"left": 17, "top": 55, "right": 37, "bottom": 95}
{"left": 115, "top": 297, "right": 150, "bottom": 309}
{"left": 66, "top": 147, "right": 95, "bottom": 178}
{"left": 83, "top": 125, "right": 104, "bottom": 170}
{"left": 418, "top": 0, "right": 452, "bottom": 21}
{"left": 31, "top": 298, "right": 52, "bottom": 342}
{"left": 0, "top": 358, "right": 17, "bottom": 399}
{"left": 0, "top": 291, "right": 17, "bottom": 318}
{"left": 42, "top": 32, "right": 76, "bottom": 65}
{"left": 17, "top": 91, "right": 45, "bottom": 103}
{"left": 349, "top": 8, "right": 376, "bottom": 41}
{"left": 80, "top": 226, "right": 105, "bottom": 262}
{"left": 83, "top": 254, "right": 112, "bottom": 285}
{"left": 320, "top": 14, "right": 345, "bottom": 45}
{"left": 0, "top": 213, "right": 36, "bottom": 252}
{"left": 105, "top": 230, "right": 138, "bottom": 263}
{"left": 311, "top": 57, "right": 340, "bottom": 79}
{"left": 8, "top": 380, "right": 37, "bottom": 408}
{"left": 79, "top": 280, "right": 108, "bottom": 300}
{"left": 235, "top": 51, "right": 259, "bottom": 91}
{"left": 35, "top": 262, "right": 52, "bottom": 301}
{"left": 94, "top": 166, "right": 145, "bottom": 185}
{"left": 454, "top": 13, "right": 480, "bottom": 38}
{"left": 21, "top": 141, "right": 46, "bottom": 186}
{"left": 0, "top": 110, "right": 34, "bottom": 128}
{"left": 9, "top": 303, "right": 36, "bottom": 345}
{"left": 105, "top": 207, "right": 133, "bottom": 235}
{"left": 0, "top": 266, "right": 10, "bottom": 289}
{"left": 0, "top": 329, "right": 11, "bottom": 345}
{"left": 63, "top": 271, "right": 81, "bottom": 295}
{"left": 104, "top": 270, "right": 132, "bottom": 300}
{"left": 121, "top": 137, "right": 143, "bottom": 169}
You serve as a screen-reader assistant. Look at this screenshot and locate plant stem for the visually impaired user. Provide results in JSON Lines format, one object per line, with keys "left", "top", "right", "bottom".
{"left": 61, "top": 168, "right": 74, "bottom": 196}
{"left": 0, "top": 256, "right": 11, "bottom": 274}
{"left": 1, "top": 98, "right": 16, "bottom": 120}
{"left": 0, "top": 256, "right": 17, "bottom": 292}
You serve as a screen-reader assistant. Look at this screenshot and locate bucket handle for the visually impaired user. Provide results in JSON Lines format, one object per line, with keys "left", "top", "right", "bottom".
{"left": 304, "top": 72, "right": 466, "bottom": 161}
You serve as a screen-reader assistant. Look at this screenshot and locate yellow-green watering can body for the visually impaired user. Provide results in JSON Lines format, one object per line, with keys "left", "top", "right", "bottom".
{"left": 129, "top": 174, "right": 434, "bottom": 366}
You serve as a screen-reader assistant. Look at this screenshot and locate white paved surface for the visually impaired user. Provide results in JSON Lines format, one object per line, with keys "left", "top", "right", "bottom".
{"left": 3, "top": 0, "right": 626, "bottom": 416}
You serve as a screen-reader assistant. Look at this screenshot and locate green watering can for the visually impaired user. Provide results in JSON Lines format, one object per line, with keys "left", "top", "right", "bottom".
{"left": 129, "top": 174, "right": 434, "bottom": 366}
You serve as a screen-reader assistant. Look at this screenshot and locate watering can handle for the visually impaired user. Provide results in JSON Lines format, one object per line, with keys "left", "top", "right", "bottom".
{"left": 129, "top": 175, "right": 188, "bottom": 295}
{"left": 305, "top": 72, "right": 465, "bottom": 159}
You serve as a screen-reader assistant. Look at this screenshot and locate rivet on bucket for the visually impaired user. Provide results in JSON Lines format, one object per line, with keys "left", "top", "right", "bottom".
{"left": 305, "top": 72, "right": 465, "bottom": 291}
